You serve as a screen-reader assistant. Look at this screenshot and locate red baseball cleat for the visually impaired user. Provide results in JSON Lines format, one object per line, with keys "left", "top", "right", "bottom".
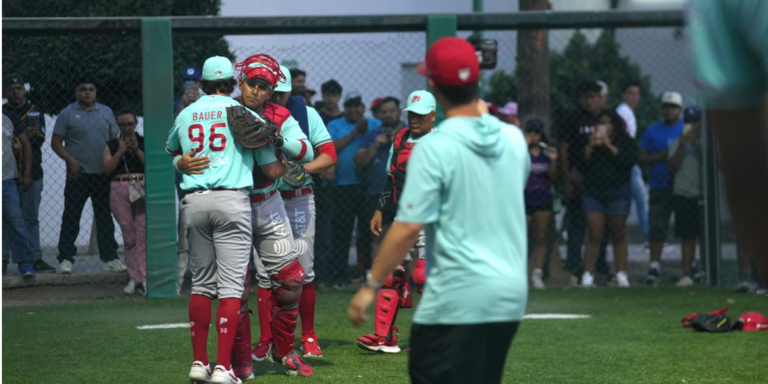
{"left": 356, "top": 327, "right": 401, "bottom": 354}
{"left": 271, "top": 348, "right": 313, "bottom": 377}
{"left": 233, "top": 361, "right": 253, "bottom": 381}
{"left": 251, "top": 340, "right": 272, "bottom": 362}
{"left": 300, "top": 334, "right": 323, "bottom": 358}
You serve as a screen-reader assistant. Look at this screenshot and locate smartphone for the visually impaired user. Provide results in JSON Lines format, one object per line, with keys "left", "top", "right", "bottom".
{"left": 184, "top": 81, "right": 196, "bottom": 92}
{"left": 683, "top": 123, "right": 693, "bottom": 135}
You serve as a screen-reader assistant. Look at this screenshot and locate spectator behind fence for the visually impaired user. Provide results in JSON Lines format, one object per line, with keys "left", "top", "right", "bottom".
{"left": 2, "top": 113, "right": 36, "bottom": 277}
{"left": 524, "top": 119, "right": 559, "bottom": 289}
{"left": 290, "top": 68, "right": 315, "bottom": 105}
{"left": 616, "top": 81, "right": 649, "bottom": 245}
{"left": 581, "top": 110, "right": 638, "bottom": 288}
{"left": 103, "top": 109, "right": 146, "bottom": 295}
{"left": 173, "top": 67, "right": 202, "bottom": 116}
{"left": 639, "top": 91, "right": 684, "bottom": 286}
{"left": 498, "top": 102, "right": 520, "bottom": 126}
{"left": 51, "top": 77, "right": 125, "bottom": 274}
{"left": 326, "top": 92, "right": 382, "bottom": 288}
{"left": 667, "top": 106, "right": 703, "bottom": 287}
{"left": 2, "top": 74, "right": 55, "bottom": 273}
{"left": 355, "top": 97, "right": 402, "bottom": 267}
{"left": 318, "top": 79, "right": 343, "bottom": 126}
{"left": 370, "top": 97, "right": 384, "bottom": 120}
{"left": 557, "top": 80, "right": 605, "bottom": 282}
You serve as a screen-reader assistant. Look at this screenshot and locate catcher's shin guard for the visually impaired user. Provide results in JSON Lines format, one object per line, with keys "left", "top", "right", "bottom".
{"left": 270, "top": 259, "right": 305, "bottom": 358}
{"left": 413, "top": 259, "right": 427, "bottom": 294}
{"left": 375, "top": 268, "right": 405, "bottom": 337}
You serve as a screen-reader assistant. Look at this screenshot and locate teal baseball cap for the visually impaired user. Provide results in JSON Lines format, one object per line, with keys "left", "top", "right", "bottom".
{"left": 403, "top": 90, "right": 436, "bottom": 115}
{"left": 275, "top": 65, "right": 292, "bottom": 93}
{"left": 202, "top": 56, "right": 234, "bottom": 81}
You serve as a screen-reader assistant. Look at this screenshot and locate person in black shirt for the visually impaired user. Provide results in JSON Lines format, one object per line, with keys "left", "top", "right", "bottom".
{"left": 2, "top": 74, "right": 56, "bottom": 273}
{"left": 580, "top": 110, "right": 638, "bottom": 288}
{"left": 102, "top": 108, "right": 146, "bottom": 296}
{"left": 557, "top": 81, "right": 611, "bottom": 283}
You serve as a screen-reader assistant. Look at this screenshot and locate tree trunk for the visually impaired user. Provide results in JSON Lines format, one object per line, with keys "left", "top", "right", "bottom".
{"left": 517, "top": 0, "right": 551, "bottom": 137}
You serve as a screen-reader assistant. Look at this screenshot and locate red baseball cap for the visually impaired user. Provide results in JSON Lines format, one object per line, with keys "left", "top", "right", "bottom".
{"left": 417, "top": 37, "right": 480, "bottom": 87}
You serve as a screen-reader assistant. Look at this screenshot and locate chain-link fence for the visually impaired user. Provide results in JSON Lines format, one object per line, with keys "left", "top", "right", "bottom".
{"left": 2, "top": 32, "right": 141, "bottom": 285}
{"left": 3, "top": 14, "right": 759, "bottom": 296}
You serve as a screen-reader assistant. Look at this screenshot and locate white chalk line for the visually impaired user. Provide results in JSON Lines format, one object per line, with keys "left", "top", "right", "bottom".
{"left": 524, "top": 314, "right": 591, "bottom": 319}
{"left": 136, "top": 323, "right": 190, "bottom": 330}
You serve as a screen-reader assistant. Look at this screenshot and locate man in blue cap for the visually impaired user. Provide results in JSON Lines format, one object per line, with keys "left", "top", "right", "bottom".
{"left": 174, "top": 66, "right": 202, "bottom": 116}
{"left": 667, "top": 106, "right": 703, "bottom": 287}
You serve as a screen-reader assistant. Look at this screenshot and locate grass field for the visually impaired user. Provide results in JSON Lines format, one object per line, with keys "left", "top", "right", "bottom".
{"left": 3, "top": 286, "right": 767, "bottom": 384}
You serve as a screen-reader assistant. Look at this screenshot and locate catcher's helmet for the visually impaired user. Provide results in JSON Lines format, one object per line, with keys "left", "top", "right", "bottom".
{"left": 738, "top": 312, "right": 768, "bottom": 331}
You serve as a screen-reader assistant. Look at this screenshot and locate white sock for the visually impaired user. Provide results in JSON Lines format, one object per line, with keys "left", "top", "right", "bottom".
{"left": 650, "top": 261, "right": 661, "bottom": 270}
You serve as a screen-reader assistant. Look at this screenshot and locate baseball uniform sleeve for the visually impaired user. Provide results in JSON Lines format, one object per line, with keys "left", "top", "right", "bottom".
{"left": 396, "top": 140, "right": 443, "bottom": 224}
{"left": 253, "top": 145, "right": 279, "bottom": 166}
{"left": 279, "top": 116, "right": 314, "bottom": 163}
{"left": 52, "top": 107, "right": 70, "bottom": 137}
{"left": 166, "top": 120, "right": 182, "bottom": 155}
{"left": 307, "top": 107, "right": 332, "bottom": 148}
{"left": 386, "top": 142, "right": 395, "bottom": 176}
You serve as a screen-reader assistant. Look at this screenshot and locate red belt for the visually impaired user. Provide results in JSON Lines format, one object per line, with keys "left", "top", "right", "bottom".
{"left": 280, "top": 186, "right": 313, "bottom": 200}
{"left": 185, "top": 188, "right": 238, "bottom": 196}
{"left": 249, "top": 189, "right": 278, "bottom": 203}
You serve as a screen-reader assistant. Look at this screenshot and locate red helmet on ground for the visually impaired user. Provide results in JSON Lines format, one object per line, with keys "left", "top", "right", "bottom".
{"left": 738, "top": 312, "right": 768, "bottom": 331}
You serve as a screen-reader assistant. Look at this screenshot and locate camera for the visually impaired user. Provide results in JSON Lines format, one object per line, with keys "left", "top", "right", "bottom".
{"left": 467, "top": 35, "right": 498, "bottom": 70}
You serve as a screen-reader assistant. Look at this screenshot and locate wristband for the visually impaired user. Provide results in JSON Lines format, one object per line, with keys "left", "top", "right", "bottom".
{"left": 364, "top": 272, "right": 383, "bottom": 290}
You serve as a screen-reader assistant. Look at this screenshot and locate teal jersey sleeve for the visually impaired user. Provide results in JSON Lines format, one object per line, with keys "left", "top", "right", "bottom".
{"left": 307, "top": 107, "right": 333, "bottom": 148}
{"left": 279, "top": 116, "right": 314, "bottom": 163}
{"left": 386, "top": 142, "right": 395, "bottom": 176}
{"left": 253, "top": 145, "right": 278, "bottom": 166}
{"left": 171, "top": 95, "right": 256, "bottom": 191}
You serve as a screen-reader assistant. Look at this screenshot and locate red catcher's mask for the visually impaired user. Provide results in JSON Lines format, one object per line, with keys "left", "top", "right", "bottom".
{"left": 234, "top": 54, "right": 285, "bottom": 89}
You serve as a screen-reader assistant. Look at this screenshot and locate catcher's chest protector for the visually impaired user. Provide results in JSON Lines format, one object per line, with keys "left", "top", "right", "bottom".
{"left": 390, "top": 128, "right": 415, "bottom": 200}
{"left": 252, "top": 103, "right": 292, "bottom": 189}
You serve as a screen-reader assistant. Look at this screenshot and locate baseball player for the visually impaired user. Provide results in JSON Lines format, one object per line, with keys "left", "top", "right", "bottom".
{"left": 166, "top": 56, "right": 282, "bottom": 384}
{"left": 357, "top": 90, "right": 436, "bottom": 353}
{"left": 180, "top": 54, "right": 315, "bottom": 379}
{"left": 255, "top": 65, "right": 338, "bottom": 358}
{"left": 349, "top": 37, "right": 530, "bottom": 384}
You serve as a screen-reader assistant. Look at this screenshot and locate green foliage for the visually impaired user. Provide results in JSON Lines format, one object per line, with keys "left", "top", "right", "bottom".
{"left": 488, "top": 31, "right": 660, "bottom": 138}
{"left": 2, "top": 0, "right": 234, "bottom": 115}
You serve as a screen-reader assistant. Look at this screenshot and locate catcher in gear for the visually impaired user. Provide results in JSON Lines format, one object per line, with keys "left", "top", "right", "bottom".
{"left": 358, "top": 90, "right": 436, "bottom": 353}
{"left": 256, "top": 65, "right": 338, "bottom": 359}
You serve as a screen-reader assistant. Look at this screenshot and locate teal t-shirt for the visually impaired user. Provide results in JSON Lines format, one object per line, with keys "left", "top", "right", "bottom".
{"left": 166, "top": 95, "right": 272, "bottom": 190}
{"left": 249, "top": 113, "right": 311, "bottom": 196}
{"left": 278, "top": 107, "right": 333, "bottom": 191}
{"left": 397, "top": 114, "right": 530, "bottom": 325}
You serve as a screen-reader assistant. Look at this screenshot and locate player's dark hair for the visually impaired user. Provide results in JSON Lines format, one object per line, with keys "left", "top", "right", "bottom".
{"left": 201, "top": 78, "right": 236, "bottom": 95}
{"left": 117, "top": 108, "right": 138, "bottom": 123}
{"left": 621, "top": 80, "right": 641, "bottom": 93}
{"left": 576, "top": 80, "right": 601, "bottom": 96}
{"left": 74, "top": 77, "right": 97, "bottom": 90}
{"left": 432, "top": 81, "right": 479, "bottom": 106}
{"left": 597, "top": 109, "right": 628, "bottom": 139}
{"left": 290, "top": 68, "right": 306, "bottom": 79}
{"left": 321, "top": 79, "right": 342, "bottom": 96}
{"left": 379, "top": 96, "right": 400, "bottom": 109}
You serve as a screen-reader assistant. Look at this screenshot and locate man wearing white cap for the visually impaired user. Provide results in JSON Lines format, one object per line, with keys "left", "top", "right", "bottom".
{"left": 357, "top": 90, "right": 437, "bottom": 353}
{"left": 638, "top": 91, "right": 684, "bottom": 286}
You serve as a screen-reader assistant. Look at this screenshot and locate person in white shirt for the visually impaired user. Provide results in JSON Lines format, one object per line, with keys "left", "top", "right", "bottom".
{"left": 616, "top": 81, "right": 648, "bottom": 244}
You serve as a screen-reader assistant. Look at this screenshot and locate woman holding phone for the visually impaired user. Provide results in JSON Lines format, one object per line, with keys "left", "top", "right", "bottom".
{"left": 581, "top": 110, "right": 638, "bottom": 288}
{"left": 103, "top": 109, "right": 146, "bottom": 296}
{"left": 523, "top": 119, "right": 558, "bottom": 289}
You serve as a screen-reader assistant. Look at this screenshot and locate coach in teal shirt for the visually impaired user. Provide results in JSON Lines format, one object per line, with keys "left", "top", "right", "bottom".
{"left": 349, "top": 37, "right": 530, "bottom": 384}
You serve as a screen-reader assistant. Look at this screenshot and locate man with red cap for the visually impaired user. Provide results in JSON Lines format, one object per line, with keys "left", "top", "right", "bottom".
{"left": 348, "top": 37, "right": 530, "bottom": 384}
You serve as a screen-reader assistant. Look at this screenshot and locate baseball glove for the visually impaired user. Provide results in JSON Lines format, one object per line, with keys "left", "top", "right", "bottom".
{"left": 283, "top": 162, "right": 308, "bottom": 189}
{"left": 226, "top": 105, "right": 279, "bottom": 149}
